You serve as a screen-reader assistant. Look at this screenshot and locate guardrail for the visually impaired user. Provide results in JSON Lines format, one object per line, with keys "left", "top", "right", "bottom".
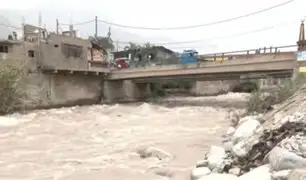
{"left": 200, "top": 45, "right": 297, "bottom": 61}
{"left": 110, "top": 44, "right": 298, "bottom": 71}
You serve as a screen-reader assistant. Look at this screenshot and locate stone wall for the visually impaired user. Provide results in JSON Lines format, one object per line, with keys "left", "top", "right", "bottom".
{"left": 23, "top": 72, "right": 102, "bottom": 109}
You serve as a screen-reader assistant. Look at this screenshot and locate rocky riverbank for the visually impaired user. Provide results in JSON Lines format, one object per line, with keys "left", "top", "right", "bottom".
{"left": 190, "top": 85, "right": 306, "bottom": 180}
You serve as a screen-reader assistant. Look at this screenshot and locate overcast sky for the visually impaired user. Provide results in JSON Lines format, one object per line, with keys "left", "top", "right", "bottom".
{"left": 1, "top": 0, "right": 305, "bottom": 53}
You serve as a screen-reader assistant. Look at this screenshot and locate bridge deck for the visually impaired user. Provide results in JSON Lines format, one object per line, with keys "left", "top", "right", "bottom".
{"left": 107, "top": 54, "right": 297, "bottom": 80}
{"left": 41, "top": 67, "right": 110, "bottom": 76}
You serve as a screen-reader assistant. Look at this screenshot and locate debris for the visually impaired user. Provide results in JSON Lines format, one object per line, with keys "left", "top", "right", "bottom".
{"left": 136, "top": 147, "right": 173, "bottom": 161}
{"left": 228, "top": 167, "right": 241, "bottom": 176}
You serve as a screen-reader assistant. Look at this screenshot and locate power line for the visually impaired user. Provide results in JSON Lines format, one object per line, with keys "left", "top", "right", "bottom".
{"left": 97, "top": 0, "right": 294, "bottom": 30}
{"left": 0, "top": 23, "right": 22, "bottom": 30}
{"left": 116, "top": 20, "right": 298, "bottom": 45}
{"left": 59, "top": 19, "right": 95, "bottom": 26}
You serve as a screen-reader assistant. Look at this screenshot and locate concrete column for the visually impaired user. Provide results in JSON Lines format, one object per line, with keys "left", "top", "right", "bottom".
{"left": 123, "top": 80, "right": 151, "bottom": 101}
{"left": 190, "top": 80, "right": 238, "bottom": 96}
{"left": 103, "top": 80, "right": 124, "bottom": 103}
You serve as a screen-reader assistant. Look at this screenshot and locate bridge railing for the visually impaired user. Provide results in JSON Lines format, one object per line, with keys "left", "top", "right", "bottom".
{"left": 199, "top": 45, "right": 297, "bottom": 61}
{"left": 110, "top": 44, "right": 298, "bottom": 71}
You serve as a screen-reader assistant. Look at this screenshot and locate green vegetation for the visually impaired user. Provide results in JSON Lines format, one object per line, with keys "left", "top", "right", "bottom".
{"left": 0, "top": 63, "right": 26, "bottom": 115}
{"left": 232, "top": 81, "right": 259, "bottom": 93}
{"left": 246, "top": 73, "right": 306, "bottom": 113}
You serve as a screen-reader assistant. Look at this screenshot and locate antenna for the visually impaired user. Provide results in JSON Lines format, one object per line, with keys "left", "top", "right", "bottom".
{"left": 69, "top": 12, "right": 73, "bottom": 25}
{"left": 22, "top": 16, "right": 25, "bottom": 40}
{"left": 38, "top": 11, "right": 42, "bottom": 28}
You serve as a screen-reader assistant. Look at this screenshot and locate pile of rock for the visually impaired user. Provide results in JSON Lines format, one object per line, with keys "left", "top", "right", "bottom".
{"left": 191, "top": 111, "right": 306, "bottom": 180}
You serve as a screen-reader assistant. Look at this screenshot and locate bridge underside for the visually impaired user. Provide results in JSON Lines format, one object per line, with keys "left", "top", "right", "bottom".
{"left": 128, "top": 70, "right": 294, "bottom": 83}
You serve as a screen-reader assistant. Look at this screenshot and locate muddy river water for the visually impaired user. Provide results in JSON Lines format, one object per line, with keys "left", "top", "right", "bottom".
{"left": 0, "top": 94, "right": 247, "bottom": 180}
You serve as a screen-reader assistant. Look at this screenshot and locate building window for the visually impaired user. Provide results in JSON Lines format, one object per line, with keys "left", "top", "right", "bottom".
{"left": 0, "top": 45, "right": 8, "bottom": 53}
{"left": 28, "top": 50, "right": 35, "bottom": 57}
{"left": 62, "top": 43, "right": 83, "bottom": 59}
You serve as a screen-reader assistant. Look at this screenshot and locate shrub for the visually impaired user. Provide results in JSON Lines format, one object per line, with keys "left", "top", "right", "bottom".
{"left": 232, "top": 81, "right": 259, "bottom": 93}
{"left": 0, "top": 63, "right": 26, "bottom": 115}
{"left": 246, "top": 73, "right": 306, "bottom": 113}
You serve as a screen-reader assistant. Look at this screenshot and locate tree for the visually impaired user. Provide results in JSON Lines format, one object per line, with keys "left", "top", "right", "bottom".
{"left": 143, "top": 42, "right": 154, "bottom": 49}
{"left": 124, "top": 42, "right": 141, "bottom": 51}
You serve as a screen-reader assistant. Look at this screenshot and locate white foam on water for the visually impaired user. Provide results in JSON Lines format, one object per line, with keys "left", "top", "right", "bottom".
{"left": 0, "top": 99, "right": 237, "bottom": 179}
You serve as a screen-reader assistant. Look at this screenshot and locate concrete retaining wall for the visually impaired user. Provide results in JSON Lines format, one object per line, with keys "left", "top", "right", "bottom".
{"left": 23, "top": 72, "right": 102, "bottom": 109}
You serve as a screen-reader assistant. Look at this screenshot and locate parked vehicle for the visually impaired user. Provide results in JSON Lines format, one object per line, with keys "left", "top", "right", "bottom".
{"left": 114, "top": 57, "right": 129, "bottom": 69}
{"left": 180, "top": 50, "right": 199, "bottom": 64}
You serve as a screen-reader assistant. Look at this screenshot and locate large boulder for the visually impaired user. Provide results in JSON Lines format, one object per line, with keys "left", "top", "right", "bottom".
{"left": 198, "top": 173, "right": 238, "bottom": 180}
{"left": 207, "top": 146, "right": 228, "bottom": 172}
{"left": 271, "top": 170, "right": 292, "bottom": 180}
{"left": 232, "top": 117, "right": 263, "bottom": 145}
{"left": 238, "top": 164, "right": 271, "bottom": 180}
{"left": 268, "top": 147, "right": 306, "bottom": 171}
{"left": 190, "top": 167, "right": 211, "bottom": 180}
{"left": 287, "top": 168, "right": 306, "bottom": 180}
{"left": 232, "top": 134, "right": 261, "bottom": 157}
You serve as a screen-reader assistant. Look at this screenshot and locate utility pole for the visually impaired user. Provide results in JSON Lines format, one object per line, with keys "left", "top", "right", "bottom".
{"left": 38, "top": 12, "right": 42, "bottom": 68}
{"left": 22, "top": 16, "right": 25, "bottom": 40}
{"left": 56, "top": 18, "right": 59, "bottom": 34}
{"left": 116, "top": 40, "right": 119, "bottom": 52}
{"left": 95, "top": 16, "right": 98, "bottom": 37}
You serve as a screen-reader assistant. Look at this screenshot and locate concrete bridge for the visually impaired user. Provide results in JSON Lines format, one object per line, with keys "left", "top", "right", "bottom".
{"left": 107, "top": 52, "right": 296, "bottom": 81}
{"left": 101, "top": 50, "right": 299, "bottom": 102}
{"left": 39, "top": 45, "right": 300, "bottom": 103}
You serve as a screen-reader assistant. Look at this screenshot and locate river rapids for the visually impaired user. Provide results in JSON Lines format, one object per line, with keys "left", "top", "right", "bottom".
{"left": 0, "top": 93, "right": 248, "bottom": 180}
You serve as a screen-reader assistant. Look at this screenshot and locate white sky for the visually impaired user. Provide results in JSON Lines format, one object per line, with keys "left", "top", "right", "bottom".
{"left": 0, "top": 0, "right": 306, "bottom": 53}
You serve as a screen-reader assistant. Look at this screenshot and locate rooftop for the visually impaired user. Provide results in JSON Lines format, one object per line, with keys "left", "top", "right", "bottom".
{"left": 0, "top": 39, "right": 22, "bottom": 45}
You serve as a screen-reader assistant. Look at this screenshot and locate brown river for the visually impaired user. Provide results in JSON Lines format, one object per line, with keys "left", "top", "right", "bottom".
{"left": 0, "top": 93, "right": 248, "bottom": 180}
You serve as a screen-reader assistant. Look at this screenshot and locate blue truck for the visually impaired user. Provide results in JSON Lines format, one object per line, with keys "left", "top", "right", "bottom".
{"left": 180, "top": 49, "right": 199, "bottom": 64}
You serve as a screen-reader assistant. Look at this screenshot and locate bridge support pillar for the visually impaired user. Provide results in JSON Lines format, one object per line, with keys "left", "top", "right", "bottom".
{"left": 123, "top": 80, "right": 151, "bottom": 101}
{"left": 190, "top": 80, "right": 239, "bottom": 96}
{"left": 103, "top": 80, "right": 151, "bottom": 103}
{"left": 103, "top": 80, "right": 124, "bottom": 103}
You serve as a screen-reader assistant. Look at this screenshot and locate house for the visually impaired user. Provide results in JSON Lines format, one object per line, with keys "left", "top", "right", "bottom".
{"left": 40, "top": 32, "right": 91, "bottom": 70}
{"left": 113, "top": 45, "right": 177, "bottom": 67}
{"left": 88, "top": 27, "right": 114, "bottom": 62}
{"left": 23, "top": 24, "right": 48, "bottom": 43}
